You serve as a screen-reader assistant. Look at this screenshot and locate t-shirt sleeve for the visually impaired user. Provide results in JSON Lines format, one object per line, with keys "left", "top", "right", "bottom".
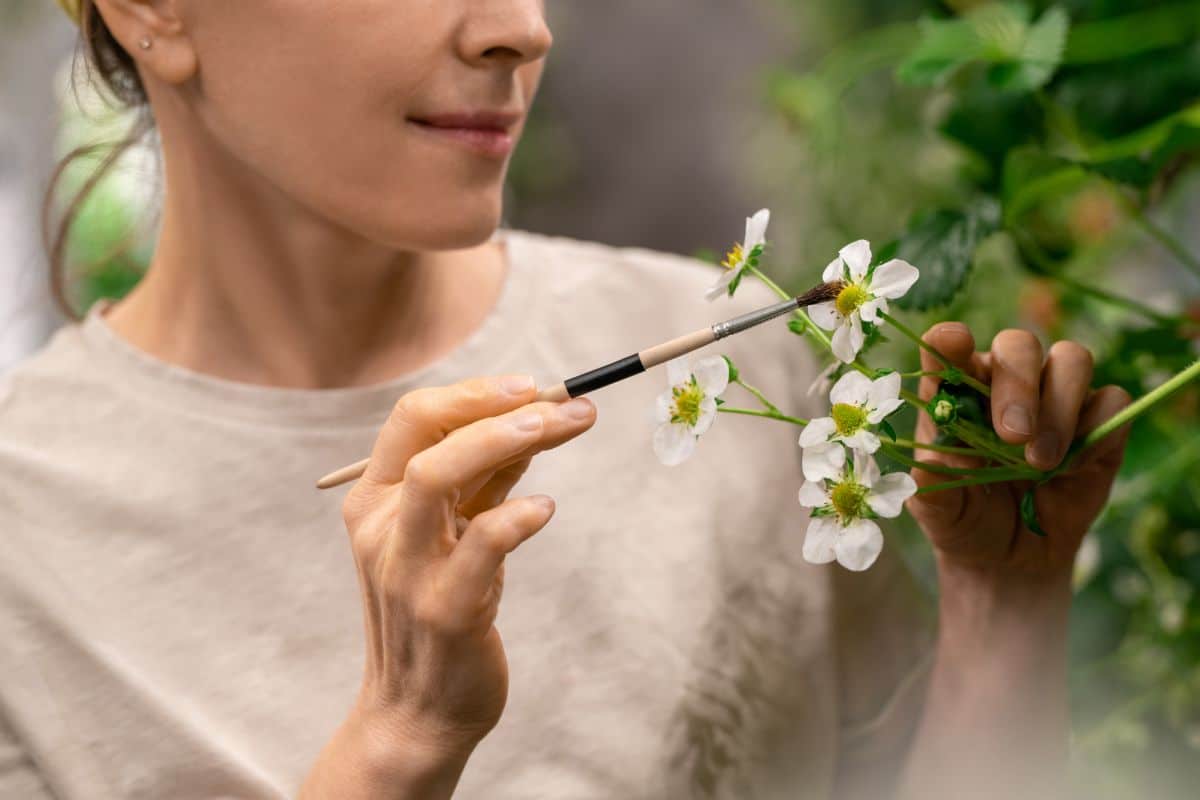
{"left": 0, "top": 713, "right": 56, "bottom": 800}
{"left": 778, "top": 321, "right": 937, "bottom": 799}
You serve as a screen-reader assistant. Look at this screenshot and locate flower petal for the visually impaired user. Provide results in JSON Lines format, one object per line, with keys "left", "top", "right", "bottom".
{"left": 822, "top": 257, "right": 844, "bottom": 284}
{"left": 653, "top": 423, "right": 696, "bottom": 466}
{"left": 830, "top": 320, "right": 860, "bottom": 363}
{"left": 842, "top": 429, "right": 880, "bottom": 454}
{"left": 835, "top": 519, "right": 883, "bottom": 571}
{"left": 798, "top": 416, "right": 837, "bottom": 447}
{"left": 802, "top": 516, "right": 840, "bottom": 565}
{"left": 806, "top": 361, "right": 838, "bottom": 398}
{"left": 744, "top": 208, "right": 771, "bottom": 249}
{"left": 693, "top": 397, "right": 718, "bottom": 436}
{"left": 666, "top": 356, "right": 690, "bottom": 388}
{"left": 867, "top": 372, "right": 902, "bottom": 413}
{"left": 839, "top": 240, "right": 872, "bottom": 280}
{"left": 853, "top": 448, "right": 881, "bottom": 487}
{"left": 798, "top": 480, "right": 830, "bottom": 508}
{"left": 829, "top": 371, "right": 872, "bottom": 407}
{"left": 866, "top": 396, "right": 903, "bottom": 424}
{"left": 866, "top": 472, "right": 918, "bottom": 518}
{"left": 807, "top": 301, "right": 841, "bottom": 332}
{"left": 802, "top": 441, "right": 846, "bottom": 482}
{"left": 869, "top": 259, "right": 920, "bottom": 299}
{"left": 692, "top": 355, "right": 730, "bottom": 397}
{"left": 654, "top": 390, "right": 674, "bottom": 424}
{"left": 859, "top": 297, "right": 885, "bottom": 323}
{"left": 704, "top": 269, "right": 737, "bottom": 302}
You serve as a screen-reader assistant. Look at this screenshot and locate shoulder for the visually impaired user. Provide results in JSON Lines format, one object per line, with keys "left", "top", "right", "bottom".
{"left": 0, "top": 322, "right": 100, "bottom": 446}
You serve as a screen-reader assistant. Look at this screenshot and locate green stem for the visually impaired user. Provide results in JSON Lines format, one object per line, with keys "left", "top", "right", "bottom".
{"left": 881, "top": 443, "right": 1034, "bottom": 478}
{"left": 734, "top": 378, "right": 780, "bottom": 414}
{"left": 878, "top": 311, "right": 992, "bottom": 397}
{"left": 747, "top": 266, "right": 836, "bottom": 355}
{"left": 889, "top": 437, "right": 991, "bottom": 458}
{"left": 718, "top": 406, "right": 810, "bottom": 427}
{"left": 916, "top": 470, "right": 1036, "bottom": 495}
{"left": 1053, "top": 358, "right": 1200, "bottom": 476}
{"left": 1116, "top": 191, "right": 1200, "bottom": 280}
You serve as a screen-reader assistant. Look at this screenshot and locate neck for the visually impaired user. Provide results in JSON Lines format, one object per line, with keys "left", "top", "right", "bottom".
{"left": 103, "top": 129, "right": 507, "bottom": 391}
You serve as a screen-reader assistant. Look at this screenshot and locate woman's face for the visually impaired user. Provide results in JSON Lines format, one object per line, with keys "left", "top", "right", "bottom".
{"left": 166, "top": 0, "right": 552, "bottom": 249}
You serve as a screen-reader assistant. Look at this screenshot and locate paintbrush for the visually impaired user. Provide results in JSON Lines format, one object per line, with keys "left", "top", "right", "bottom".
{"left": 315, "top": 282, "right": 841, "bottom": 489}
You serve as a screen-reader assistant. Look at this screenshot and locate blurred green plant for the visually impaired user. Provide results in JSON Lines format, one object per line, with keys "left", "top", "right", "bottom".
{"left": 766, "top": 1, "right": 1200, "bottom": 796}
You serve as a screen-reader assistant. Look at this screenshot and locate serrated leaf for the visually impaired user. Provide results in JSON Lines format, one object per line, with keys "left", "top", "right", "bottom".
{"left": 988, "top": 7, "right": 1068, "bottom": 92}
{"left": 890, "top": 197, "right": 1001, "bottom": 311}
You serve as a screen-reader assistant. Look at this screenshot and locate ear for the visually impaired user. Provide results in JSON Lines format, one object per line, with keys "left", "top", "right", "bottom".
{"left": 93, "top": 0, "right": 197, "bottom": 86}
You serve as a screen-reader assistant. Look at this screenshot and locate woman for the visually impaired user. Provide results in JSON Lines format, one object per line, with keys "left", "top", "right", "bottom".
{"left": 0, "top": 1, "right": 1133, "bottom": 798}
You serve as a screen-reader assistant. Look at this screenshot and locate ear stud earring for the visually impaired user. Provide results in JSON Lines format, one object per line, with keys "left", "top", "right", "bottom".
{"left": 138, "top": 36, "right": 153, "bottom": 50}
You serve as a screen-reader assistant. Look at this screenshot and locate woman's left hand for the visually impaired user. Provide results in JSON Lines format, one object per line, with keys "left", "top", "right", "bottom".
{"left": 903, "top": 322, "right": 1133, "bottom": 581}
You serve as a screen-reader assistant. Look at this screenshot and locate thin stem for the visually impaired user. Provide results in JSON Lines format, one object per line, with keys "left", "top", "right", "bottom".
{"left": 880, "top": 443, "right": 1032, "bottom": 478}
{"left": 734, "top": 378, "right": 780, "bottom": 414}
{"left": 746, "top": 266, "right": 836, "bottom": 354}
{"left": 878, "top": 311, "right": 992, "bottom": 397}
{"left": 1116, "top": 191, "right": 1200, "bottom": 280}
{"left": 1053, "top": 358, "right": 1200, "bottom": 476}
{"left": 916, "top": 471, "right": 1035, "bottom": 495}
{"left": 889, "top": 437, "right": 990, "bottom": 458}
{"left": 718, "top": 406, "right": 810, "bottom": 427}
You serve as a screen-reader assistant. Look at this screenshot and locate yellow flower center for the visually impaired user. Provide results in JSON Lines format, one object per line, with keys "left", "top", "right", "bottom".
{"left": 830, "top": 480, "right": 869, "bottom": 521}
{"left": 721, "top": 243, "right": 745, "bottom": 271}
{"left": 670, "top": 379, "right": 705, "bottom": 427}
{"left": 831, "top": 403, "right": 868, "bottom": 437}
{"left": 835, "top": 283, "right": 869, "bottom": 317}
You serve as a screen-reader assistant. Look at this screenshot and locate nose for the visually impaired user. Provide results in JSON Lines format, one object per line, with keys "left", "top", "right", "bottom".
{"left": 458, "top": 0, "right": 553, "bottom": 68}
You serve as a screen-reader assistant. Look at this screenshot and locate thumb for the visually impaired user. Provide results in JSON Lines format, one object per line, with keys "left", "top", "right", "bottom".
{"left": 904, "top": 459, "right": 967, "bottom": 534}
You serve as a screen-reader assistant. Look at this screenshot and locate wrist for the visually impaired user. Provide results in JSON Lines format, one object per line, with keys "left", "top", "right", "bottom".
{"left": 345, "top": 701, "right": 481, "bottom": 797}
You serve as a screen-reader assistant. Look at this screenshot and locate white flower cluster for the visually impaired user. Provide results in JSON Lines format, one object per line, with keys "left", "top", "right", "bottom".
{"left": 796, "top": 371, "right": 916, "bottom": 571}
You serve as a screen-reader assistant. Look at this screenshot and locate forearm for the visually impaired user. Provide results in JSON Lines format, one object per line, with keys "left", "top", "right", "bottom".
{"left": 298, "top": 704, "right": 475, "bottom": 800}
{"left": 896, "top": 561, "right": 1073, "bottom": 800}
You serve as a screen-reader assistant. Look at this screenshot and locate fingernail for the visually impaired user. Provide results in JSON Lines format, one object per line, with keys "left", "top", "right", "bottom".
{"left": 1032, "top": 431, "right": 1059, "bottom": 466}
{"left": 500, "top": 375, "right": 535, "bottom": 395}
{"left": 530, "top": 495, "right": 555, "bottom": 513}
{"left": 511, "top": 411, "right": 543, "bottom": 432}
{"left": 1002, "top": 405, "right": 1033, "bottom": 436}
{"left": 562, "top": 397, "right": 594, "bottom": 420}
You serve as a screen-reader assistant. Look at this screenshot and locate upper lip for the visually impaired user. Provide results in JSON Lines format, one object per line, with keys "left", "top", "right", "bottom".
{"left": 409, "top": 110, "right": 523, "bottom": 132}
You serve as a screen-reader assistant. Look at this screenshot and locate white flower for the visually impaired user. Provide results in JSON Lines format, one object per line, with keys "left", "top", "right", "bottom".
{"left": 652, "top": 355, "right": 731, "bottom": 466}
{"left": 808, "top": 240, "right": 920, "bottom": 363}
{"left": 805, "top": 360, "right": 839, "bottom": 399}
{"left": 705, "top": 208, "right": 770, "bottom": 301}
{"left": 797, "top": 449, "right": 917, "bottom": 571}
{"left": 798, "top": 371, "right": 904, "bottom": 479}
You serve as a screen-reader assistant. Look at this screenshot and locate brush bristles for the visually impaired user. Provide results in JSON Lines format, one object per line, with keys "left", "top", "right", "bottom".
{"left": 795, "top": 281, "right": 844, "bottom": 307}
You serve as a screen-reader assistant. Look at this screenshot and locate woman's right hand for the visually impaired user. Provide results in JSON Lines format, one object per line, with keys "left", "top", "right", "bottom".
{"left": 330, "top": 374, "right": 596, "bottom": 790}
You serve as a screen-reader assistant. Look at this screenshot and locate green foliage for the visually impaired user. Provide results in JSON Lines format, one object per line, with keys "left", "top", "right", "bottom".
{"left": 773, "top": 2, "right": 1200, "bottom": 790}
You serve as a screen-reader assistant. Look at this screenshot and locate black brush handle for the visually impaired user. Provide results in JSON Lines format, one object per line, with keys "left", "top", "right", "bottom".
{"left": 563, "top": 354, "right": 645, "bottom": 397}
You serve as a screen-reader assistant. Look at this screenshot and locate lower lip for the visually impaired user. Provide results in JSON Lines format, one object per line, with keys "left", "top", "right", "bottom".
{"left": 408, "top": 120, "right": 515, "bottom": 158}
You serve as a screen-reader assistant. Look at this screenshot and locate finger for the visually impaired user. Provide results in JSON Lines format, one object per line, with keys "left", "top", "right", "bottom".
{"left": 1061, "top": 384, "right": 1134, "bottom": 477}
{"left": 915, "top": 322, "right": 976, "bottom": 446}
{"left": 1026, "top": 341, "right": 1094, "bottom": 470}
{"left": 458, "top": 457, "right": 533, "bottom": 519}
{"left": 362, "top": 374, "right": 539, "bottom": 487}
{"left": 442, "top": 494, "right": 557, "bottom": 607}
{"left": 989, "top": 329, "right": 1045, "bottom": 445}
{"left": 398, "top": 398, "right": 596, "bottom": 536}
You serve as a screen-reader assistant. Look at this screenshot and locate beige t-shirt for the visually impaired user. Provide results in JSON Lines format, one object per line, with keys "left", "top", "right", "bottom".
{"left": 0, "top": 228, "right": 933, "bottom": 800}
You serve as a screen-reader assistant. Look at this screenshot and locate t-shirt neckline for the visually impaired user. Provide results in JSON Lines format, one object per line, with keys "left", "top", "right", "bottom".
{"left": 77, "top": 228, "right": 540, "bottom": 430}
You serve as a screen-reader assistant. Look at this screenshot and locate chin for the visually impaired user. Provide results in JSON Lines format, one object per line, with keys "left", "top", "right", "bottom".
{"left": 359, "top": 191, "right": 505, "bottom": 252}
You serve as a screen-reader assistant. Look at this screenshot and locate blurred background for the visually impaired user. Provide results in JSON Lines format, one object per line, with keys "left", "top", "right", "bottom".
{"left": 2, "top": 1, "right": 1199, "bottom": 797}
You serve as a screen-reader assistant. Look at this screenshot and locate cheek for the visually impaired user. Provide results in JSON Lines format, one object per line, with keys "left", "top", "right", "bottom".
{"left": 186, "top": 4, "right": 513, "bottom": 250}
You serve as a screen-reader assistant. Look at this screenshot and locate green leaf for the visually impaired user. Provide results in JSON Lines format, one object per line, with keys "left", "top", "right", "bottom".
{"left": 1001, "top": 148, "right": 1090, "bottom": 224}
{"left": 879, "top": 420, "right": 898, "bottom": 442}
{"left": 889, "top": 196, "right": 1001, "bottom": 311}
{"left": 1021, "top": 488, "right": 1049, "bottom": 537}
{"left": 714, "top": 397, "right": 725, "bottom": 406}
{"left": 787, "top": 318, "right": 809, "bottom": 337}
{"left": 987, "top": 7, "right": 1068, "bottom": 92}
{"left": 727, "top": 269, "right": 744, "bottom": 297}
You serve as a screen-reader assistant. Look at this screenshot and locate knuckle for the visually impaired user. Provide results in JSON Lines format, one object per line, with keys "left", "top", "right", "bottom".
{"left": 401, "top": 453, "right": 443, "bottom": 493}
{"left": 459, "top": 377, "right": 494, "bottom": 404}
{"left": 391, "top": 388, "right": 437, "bottom": 429}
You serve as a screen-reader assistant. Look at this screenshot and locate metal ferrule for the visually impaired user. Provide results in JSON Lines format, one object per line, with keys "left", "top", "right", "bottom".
{"left": 711, "top": 297, "right": 800, "bottom": 340}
